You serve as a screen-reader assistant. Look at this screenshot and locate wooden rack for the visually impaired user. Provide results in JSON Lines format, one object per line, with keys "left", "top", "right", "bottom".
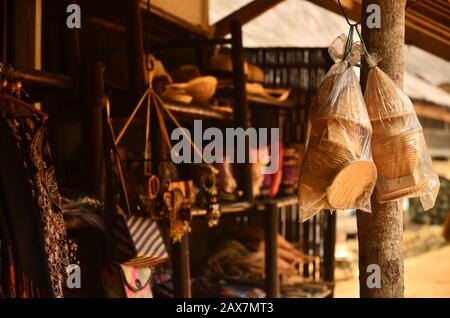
{"left": 1, "top": 0, "right": 336, "bottom": 299}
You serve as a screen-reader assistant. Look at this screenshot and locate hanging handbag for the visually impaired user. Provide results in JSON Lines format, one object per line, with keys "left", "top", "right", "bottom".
{"left": 101, "top": 263, "right": 153, "bottom": 298}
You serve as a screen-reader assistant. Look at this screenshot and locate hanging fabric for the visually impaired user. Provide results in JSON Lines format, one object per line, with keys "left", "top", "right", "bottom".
{"left": 0, "top": 94, "right": 69, "bottom": 298}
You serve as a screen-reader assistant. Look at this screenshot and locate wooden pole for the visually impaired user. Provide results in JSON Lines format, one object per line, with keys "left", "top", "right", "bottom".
{"left": 1, "top": 0, "right": 8, "bottom": 62}
{"left": 265, "top": 202, "right": 279, "bottom": 297}
{"left": 323, "top": 211, "right": 336, "bottom": 284}
{"left": 302, "top": 219, "right": 310, "bottom": 277}
{"left": 231, "top": 20, "right": 253, "bottom": 201}
{"left": 82, "top": 62, "right": 104, "bottom": 196}
{"left": 357, "top": 0, "right": 406, "bottom": 298}
{"left": 171, "top": 234, "right": 192, "bottom": 298}
{"left": 126, "top": 0, "right": 146, "bottom": 103}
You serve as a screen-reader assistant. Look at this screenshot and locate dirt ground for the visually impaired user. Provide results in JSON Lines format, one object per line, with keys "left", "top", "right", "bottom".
{"left": 334, "top": 244, "right": 450, "bottom": 298}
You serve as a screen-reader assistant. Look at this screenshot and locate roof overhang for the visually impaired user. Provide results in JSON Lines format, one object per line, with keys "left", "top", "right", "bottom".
{"left": 306, "top": 0, "right": 450, "bottom": 61}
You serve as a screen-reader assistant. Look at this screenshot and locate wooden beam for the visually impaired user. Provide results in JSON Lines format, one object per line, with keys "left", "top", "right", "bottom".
{"left": 307, "top": 0, "right": 361, "bottom": 21}
{"left": 422, "top": 0, "right": 450, "bottom": 15}
{"left": 265, "top": 203, "right": 280, "bottom": 298}
{"left": 12, "top": 68, "right": 74, "bottom": 90}
{"left": 231, "top": 20, "right": 253, "bottom": 201}
{"left": 126, "top": 0, "right": 147, "bottom": 103}
{"left": 1, "top": 0, "right": 8, "bottom": 62}
{"left": 404, "top": 21, "right": 450, "bottom": 61}
{"left": 82, "top": 62, "right": 105, "bottom": 196}
{"left": 213, "top": 0, "right": 286, "bottom": 38}
{"left": 415, "top": 1, "right": 450, "bottom": 25}
{"left": 407, "top": 10, "right": 450, "bottom": 38}
{"left": 414, "top": 101, "right": 450, "bottom": 123}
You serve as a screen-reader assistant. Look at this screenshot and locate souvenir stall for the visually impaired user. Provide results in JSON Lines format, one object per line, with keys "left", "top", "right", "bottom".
{"left": 0, "top": 0, "right": 439, "bottom": 299}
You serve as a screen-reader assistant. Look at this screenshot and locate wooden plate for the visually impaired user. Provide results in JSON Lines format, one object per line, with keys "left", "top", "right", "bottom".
{"left": 327, "top": 161, "right": 377, "bottom": 209}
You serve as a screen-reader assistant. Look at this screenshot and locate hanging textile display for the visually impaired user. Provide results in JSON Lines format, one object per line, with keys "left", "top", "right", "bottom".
{"left": 363, "top": 53, "right": 440, "bottom": 209}
{"left": 298, "top": 32, "right": 377, "bottom": 222}
{"left": 0, "top": 94, "right": 69, "bottom": 298}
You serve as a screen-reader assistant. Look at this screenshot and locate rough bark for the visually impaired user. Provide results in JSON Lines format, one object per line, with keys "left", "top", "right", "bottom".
{"left": 357, "top": 0, "right": 407, "bottom": 298}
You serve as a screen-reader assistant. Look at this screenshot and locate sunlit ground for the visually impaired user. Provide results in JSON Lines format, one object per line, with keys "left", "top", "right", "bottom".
{"left": 335, "top": 245, "right": 450, "bottom": 298}
{"left": 333, "top": 213, "right": 450, "bottom": 298}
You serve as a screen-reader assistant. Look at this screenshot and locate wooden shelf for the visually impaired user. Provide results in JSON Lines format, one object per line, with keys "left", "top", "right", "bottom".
{"left": 191, "top": 200, "right": 254, "bottom": 218}
{"left": 163, "top": 99, "right": 233, "bottom": 122}
{"left": 191, "top": 196, "right": 298, "bottom": 218}
{"left": 247, "top": 95, "right": 299, "bottom": 109}
{"left": 213, "top": 95, "right": 299, "bottom": 111}
{"left": 256, "top": 195, "right": 298, "bottom": 208}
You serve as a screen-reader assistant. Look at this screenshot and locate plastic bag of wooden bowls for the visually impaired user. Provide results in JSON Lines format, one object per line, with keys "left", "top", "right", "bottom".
{"left": 298, "top": 34, "right": 377, "bottom": 222}
{"left": 364, "top": 54, "right": 440, "bottom": 210}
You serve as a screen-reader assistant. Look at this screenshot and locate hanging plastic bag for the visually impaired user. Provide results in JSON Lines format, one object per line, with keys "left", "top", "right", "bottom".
{"left": 298, "top": 33, "right": 377, "bottom": 222}
{"left": 363, "top": 53, "right": 440, "bottom": 210}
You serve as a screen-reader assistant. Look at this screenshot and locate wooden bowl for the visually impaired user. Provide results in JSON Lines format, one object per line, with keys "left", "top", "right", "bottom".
{"left": 167, "top": 76, "right": 218, "bottom": 104}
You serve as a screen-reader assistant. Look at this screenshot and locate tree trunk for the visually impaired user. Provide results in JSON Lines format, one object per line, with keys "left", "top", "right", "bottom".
{"left": 357, "top": 0, "right": 406, "bottom": 298}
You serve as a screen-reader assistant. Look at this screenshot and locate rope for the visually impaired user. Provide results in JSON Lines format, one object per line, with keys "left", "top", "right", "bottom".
{"left": 337, "top": 0, "right": 371, "bottom": 65}
{"left": 114, "top": 89, "right": 149, "bottom": 145}
{"left": 105, "top": 97, "right": 132, "bottom": 215}
{"left": 151, "top": 89, "right": 220, "bottom": 175}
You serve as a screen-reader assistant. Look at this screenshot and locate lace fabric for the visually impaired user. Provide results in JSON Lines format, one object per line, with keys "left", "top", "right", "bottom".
{"left": 6, "top": 117, "right": 69, "bottom": 298}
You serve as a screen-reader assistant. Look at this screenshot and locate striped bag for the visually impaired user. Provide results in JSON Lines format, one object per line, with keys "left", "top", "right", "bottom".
{"left": 112, "top": 209, "right": 168, "bottom": 267}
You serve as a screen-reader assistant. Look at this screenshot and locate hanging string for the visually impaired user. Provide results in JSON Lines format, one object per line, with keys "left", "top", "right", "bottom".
{"left": 338, "top": 0, "right": 370, "bottom": 60}
{"left": 343, "top": 25, "right": 355, "bottom": 61}
{"left": 355, "top": 25, "right": 370, "bottom": 57}
{"left": 337, "top": 0, "right": 367, "bottom": 27}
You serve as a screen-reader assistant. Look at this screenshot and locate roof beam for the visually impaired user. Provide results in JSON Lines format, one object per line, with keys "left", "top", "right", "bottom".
{"left": 414, "top": 101, "right": 450, "bottom": 123}
{"left": 213, "top": 0, "right": 286, "bottom": 38}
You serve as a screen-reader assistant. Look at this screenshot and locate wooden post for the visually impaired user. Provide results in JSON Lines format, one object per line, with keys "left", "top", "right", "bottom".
{"left": 62, "top": 0, "right": 81, "bottom": 81}
{"left": 265, "top": 202, "right": 279, "bottom": 297}
{"left": 1, "top": 0, "right": 8, "bottom": 62}
{"left": 302, "top": 219, "right": 310, "bottom": 277}
{"left": 126, "top": 0, "right": 146, "bottom": 103}
{"left": 231, "top": 20, "right": 253, "bottom": 201}
{"left": 357, "top": 0, "right": 406, "bottom": 298}
{"left": 171, "top": 234, "right": 192, "bottom": 298}
{"left": 323, "top": 211, "right": 336, "bottom": 284}
{"left": 82, "top": 62, "right": 104, "bottom": 196}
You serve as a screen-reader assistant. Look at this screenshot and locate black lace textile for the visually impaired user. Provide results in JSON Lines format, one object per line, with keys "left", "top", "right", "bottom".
{"left": 0, "top": 117, "right": 69, "bottom": 298}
